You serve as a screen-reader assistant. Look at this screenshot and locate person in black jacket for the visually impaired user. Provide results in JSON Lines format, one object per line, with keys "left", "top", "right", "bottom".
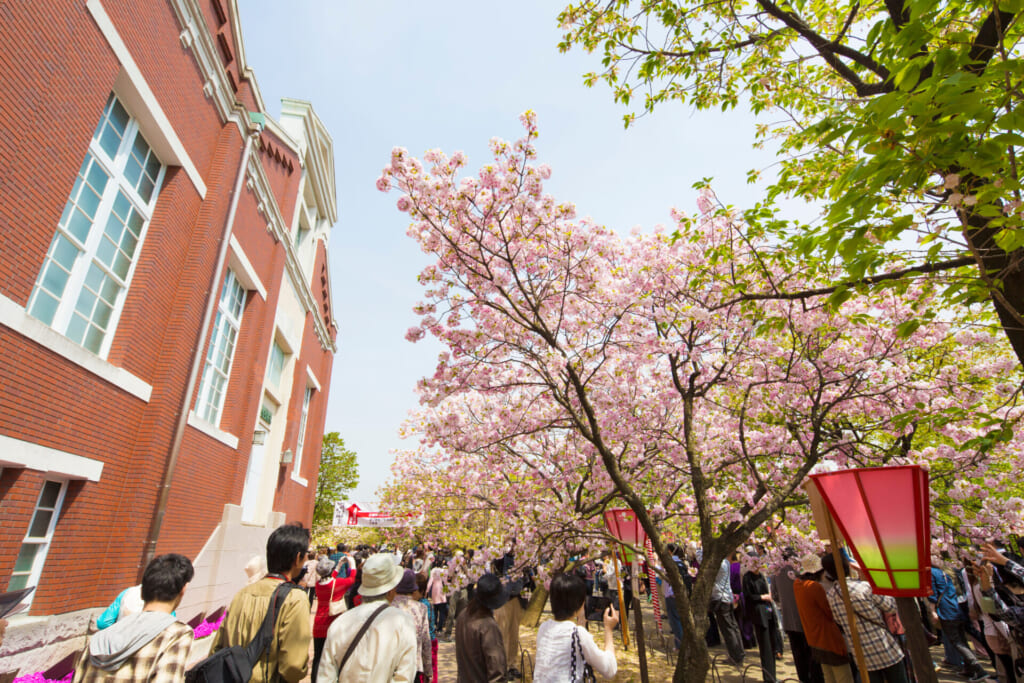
{"left": 743, "top": 554, "right": 783, "bottom": 683}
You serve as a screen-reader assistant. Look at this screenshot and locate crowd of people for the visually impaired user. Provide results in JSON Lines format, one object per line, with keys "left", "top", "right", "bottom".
{"left": 31, "top": 524, "right": 619, "bottom": 682}
{"left": 640, "top": 540, "right": 1024, "bottom": 683}
{"left": 9, "top": 522, "right": 1022, "bottom": 683}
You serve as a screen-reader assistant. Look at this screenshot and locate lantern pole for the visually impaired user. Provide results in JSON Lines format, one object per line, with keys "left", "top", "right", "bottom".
{"left": 631, "top": 556, "right": 650, "bottom": 683}
{"left": 827, "top": 540, "right": 871, "bottom": 681}
{"left": 610, "top": 546, "right": 630, "bottom": 650}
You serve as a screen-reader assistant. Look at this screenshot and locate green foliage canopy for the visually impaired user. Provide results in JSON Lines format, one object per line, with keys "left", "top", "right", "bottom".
{"left": 558, "top": 0, "right": 1024, "bottom": 361}
{"left": 313, "top": 432, "right": 359, "bottom": 528}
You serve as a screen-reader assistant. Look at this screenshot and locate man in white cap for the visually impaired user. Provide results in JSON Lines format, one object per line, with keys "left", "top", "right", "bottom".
{"left": 317, "top": 553, "right": 417, "bottom": 682}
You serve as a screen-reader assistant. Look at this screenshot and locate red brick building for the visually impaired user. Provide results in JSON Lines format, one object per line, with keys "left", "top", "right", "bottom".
{"left": 0, "top": 0, "right": 336, "bottom": 670}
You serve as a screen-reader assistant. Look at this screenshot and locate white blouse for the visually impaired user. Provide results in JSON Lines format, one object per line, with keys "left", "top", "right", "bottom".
{"left": 533, "top": 620, "right": 617, "bottom": 682}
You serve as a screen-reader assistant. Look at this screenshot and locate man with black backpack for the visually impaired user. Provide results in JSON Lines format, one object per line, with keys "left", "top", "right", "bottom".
{"left": 208, "top": 523, "right": 312, "bottom": 682}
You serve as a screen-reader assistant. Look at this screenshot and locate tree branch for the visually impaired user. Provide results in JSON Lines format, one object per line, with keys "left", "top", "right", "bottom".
{"left": 755, "top": 0, "right": 892, "bottom": 95}
{"left": 966, "top": 8, "right": 1017, "bottom": 73}
{"left": 884, "top": 0, "right": 909, "bottom": 30}
{"left": 718, "top": 256, "right": 975, "bottom": 307}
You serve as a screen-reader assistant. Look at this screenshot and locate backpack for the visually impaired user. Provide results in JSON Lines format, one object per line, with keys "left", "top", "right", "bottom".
{"left": 185, "top": 582, "right": 295, "bottom": 683}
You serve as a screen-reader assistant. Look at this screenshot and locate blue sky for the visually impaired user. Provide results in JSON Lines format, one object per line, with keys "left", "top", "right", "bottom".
{"left": 241, "top": 1, "right": 783, "bottom": 505}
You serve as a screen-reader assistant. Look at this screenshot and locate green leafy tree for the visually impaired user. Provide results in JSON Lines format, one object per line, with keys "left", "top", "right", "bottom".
{"left": 313, "top": 432, "right": 359, "bottom": 528}
{"left": 558, "top": 0, "right": 1024, "bottom": 362}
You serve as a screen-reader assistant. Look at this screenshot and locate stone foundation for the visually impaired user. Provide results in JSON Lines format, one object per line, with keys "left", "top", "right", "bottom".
{"left": 0, "top": 609, "right": 96, "bottom": 678}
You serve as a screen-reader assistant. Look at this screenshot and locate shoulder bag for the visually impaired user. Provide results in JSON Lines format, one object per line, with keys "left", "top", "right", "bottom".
{"left": 328, "top": 578, "right": 347, "bottom": 617}
{"left": 570, "top": 626, "right": 597, "bottom": 683}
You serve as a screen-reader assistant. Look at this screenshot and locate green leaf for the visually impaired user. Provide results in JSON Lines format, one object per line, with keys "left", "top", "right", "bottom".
{"left": 895, "top": 319, "right": 922, "bottom": 338}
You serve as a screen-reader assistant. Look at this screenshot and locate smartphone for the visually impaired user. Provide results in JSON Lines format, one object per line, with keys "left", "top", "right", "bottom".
{"left": 585, "top": 595, "right": 613, "bottom": 621}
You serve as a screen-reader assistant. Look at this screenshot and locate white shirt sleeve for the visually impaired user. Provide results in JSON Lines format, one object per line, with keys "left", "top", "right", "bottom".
{"left": 577, "top": 625, "right": 617, "bottom": 679}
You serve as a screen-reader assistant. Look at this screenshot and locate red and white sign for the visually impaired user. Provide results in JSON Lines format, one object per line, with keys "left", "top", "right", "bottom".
{"left": 334, "top": 502, "right": 422, "bottom": 528}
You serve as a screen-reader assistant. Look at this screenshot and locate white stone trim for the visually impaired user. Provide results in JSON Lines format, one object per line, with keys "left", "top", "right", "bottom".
{"left": 228, "top": 235, "right": 267, "bottom": 300}
{"left": 0, "top": 294, "right": 153, "bottom": 402}
{"left": 262, "top": 382, "right": 284, "bottom": 408}
{"left": 166, "top": 0, "right": 237, "bottom": 127}
{"left": 305, "top": 365, "right": 321, "bottom": 391}
{"left": 227, "top": 0, "right": 266, "bottom": 114}
{"left": 290, "top": 471, "right": 308, "bottom": 487}
{"left": 264, "top": 117, "right": 300, "bottom": 156}
{"left": 246, "top": 157, "right": 336, "bottom": 353}
{"left": 280, "top": 99, "right": 337, "bottom": 223}
{"left": 0, "top": 435, "right": 105, "bottom": 482}
{"left": 187, "top": 412, "right": 240, "bottom": 449}
{"left": 86, "top": 0, "right": 207, "bottom": 198}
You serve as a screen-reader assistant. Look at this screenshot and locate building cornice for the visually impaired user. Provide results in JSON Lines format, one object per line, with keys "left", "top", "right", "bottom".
{"left": 281, "top": 99, "right": 337, "bottom": 225}
{"left": 245, "top": 155, "right": 337, "bottom": 353}
{"left": 168, "top": 0, "right": 237, "bottom": 128}
{"left": 168, "top": 0, "right": 335, "bottom": 355}
{"left": 227, "top": 0, "right": 266, "bottom": 115}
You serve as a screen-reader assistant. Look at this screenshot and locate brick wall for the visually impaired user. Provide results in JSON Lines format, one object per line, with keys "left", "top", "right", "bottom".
{"left": 0, "top": 0, "right": 337, "bottom": 621}
{"left": 0, "top": 3, "right": 118, "bottom": 306}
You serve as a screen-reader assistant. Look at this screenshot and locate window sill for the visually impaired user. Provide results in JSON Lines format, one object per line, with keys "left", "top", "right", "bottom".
{"left": 263, "top": 384, "right": 284, "bottom": 408}
{"left": 187, "top": 413, "right": 240, "bottom": 449}
{"left": 290, "top": 471, "right": 308, "bottom": 487}
{"left": 0, "top": 434, "right": 105, "bottom": 482}
{"left": 0, "top": 294, "right": 152, "bottom": 402}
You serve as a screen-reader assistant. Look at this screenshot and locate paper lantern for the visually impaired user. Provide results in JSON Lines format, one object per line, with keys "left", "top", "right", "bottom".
{"left": 810, "top": 465, "right": 931, "bottom": 596}
{"left": 604, "top": 508, "right": 647, "bottom": 549}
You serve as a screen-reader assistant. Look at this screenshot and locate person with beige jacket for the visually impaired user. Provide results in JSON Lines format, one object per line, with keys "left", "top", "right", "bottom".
{"left": 211, "top": 524, "right": 312, "bottom": 683}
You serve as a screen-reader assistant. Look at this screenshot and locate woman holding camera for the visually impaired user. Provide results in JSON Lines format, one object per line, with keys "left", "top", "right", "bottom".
{"left": 533, "top": 572, "right": 619, "bottom": 682}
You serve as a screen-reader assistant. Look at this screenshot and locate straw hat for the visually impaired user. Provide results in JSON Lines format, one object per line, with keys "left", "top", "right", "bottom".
{"left": 800, "top": 553, "right": 823, "bottom": 575}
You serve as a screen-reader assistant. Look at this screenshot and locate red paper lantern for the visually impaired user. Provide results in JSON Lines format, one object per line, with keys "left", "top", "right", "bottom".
{"left": 604, "top": 508, "right": 648, "bottom": 549}
{"left": 810, "top": 465, "right": 931, "bottom": 597}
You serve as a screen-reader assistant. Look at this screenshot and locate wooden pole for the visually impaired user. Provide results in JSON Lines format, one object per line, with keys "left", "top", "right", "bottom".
{"left": 828, "top": 540, "right": 870, "bottom": 680}
{"left": 611, "top": 548, "right": 630, "bottom": 650}
{"left": 632, "top": 558, "right": 650, "bottom": 683}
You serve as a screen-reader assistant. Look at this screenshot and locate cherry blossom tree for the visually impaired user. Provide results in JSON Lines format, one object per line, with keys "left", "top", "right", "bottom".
{"left": 378, "top": 113, "right": 1024, "bottom": 683}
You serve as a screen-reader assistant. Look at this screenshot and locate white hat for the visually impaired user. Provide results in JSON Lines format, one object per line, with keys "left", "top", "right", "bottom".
{"left": 359, "top": 553, "right": 404, "bottom": 596}
{"left": 245, "top": 555, "right": 267, "bottom": 585}
{"left": 800, "top": 553, "right": 823, "bottom": 575}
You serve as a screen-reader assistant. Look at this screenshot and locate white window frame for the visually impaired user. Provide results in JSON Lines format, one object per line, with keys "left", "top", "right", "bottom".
{"left": 8, "top": 479, "right": 69, "bottom": 605}
{"left": 194, "top": 270, "right": 247, "bottom": 426}
{"left": 266, "top": 340, "right": 286, "bottom": 389}
{"left": 291, "top": 384, "right": 315, "bottom": 486}
{"left": 27, "top": 94, "right": 165, "bottom": 358}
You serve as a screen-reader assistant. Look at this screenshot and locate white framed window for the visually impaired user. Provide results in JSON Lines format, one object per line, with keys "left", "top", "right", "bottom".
{"left": 9, "top": 480, "right": 69, "bottom": 599}
{"left": 195, "top": 270, "right": 246, "bottom": 425}
{"left": 292, "top": 385, "right": 314, "bottom": 480}
{"left": 266, "top": 341, "right": 286, "bottom": 388}
{"left": 27, "top": 94, "right": 165, "bottom": 356}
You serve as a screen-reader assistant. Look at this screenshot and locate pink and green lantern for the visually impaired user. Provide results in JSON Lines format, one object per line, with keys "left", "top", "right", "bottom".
{"left": 809, "top": 465, "right": 931, "bottom": 597}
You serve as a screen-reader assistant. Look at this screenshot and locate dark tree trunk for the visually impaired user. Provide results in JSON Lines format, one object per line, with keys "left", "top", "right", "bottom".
{"left": 897, "top": 597, "right": 938, "bottom": 683}
{"left": 522, "top": 584, "right": 548, "bottom": 628}
{"left": 963, "top": 209, "right": 1024, "bottom": 365}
